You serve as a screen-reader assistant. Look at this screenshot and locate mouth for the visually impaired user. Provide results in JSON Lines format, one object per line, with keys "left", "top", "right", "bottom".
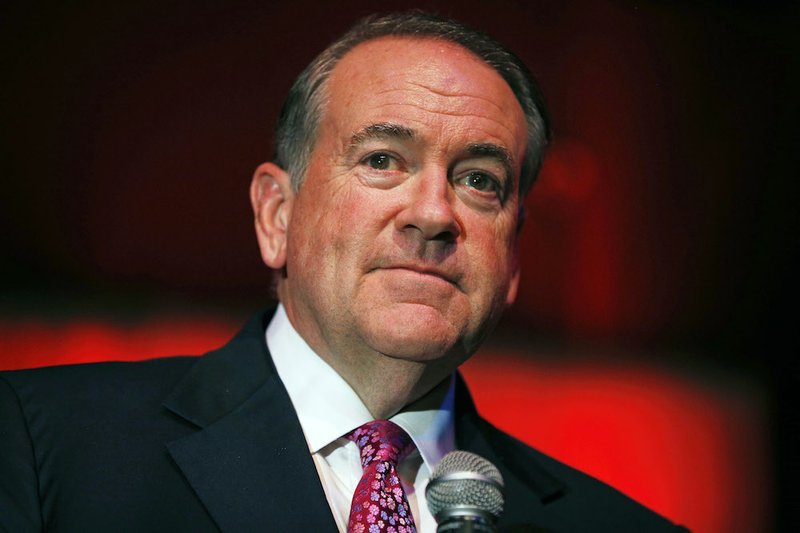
{"left": 379, "top": 264, "right": 460, "bottom": 288}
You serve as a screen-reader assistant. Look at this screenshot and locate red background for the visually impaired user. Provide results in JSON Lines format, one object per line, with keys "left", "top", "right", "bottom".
{"left": 2, "top": 1, "right": 795, "bottom": 531}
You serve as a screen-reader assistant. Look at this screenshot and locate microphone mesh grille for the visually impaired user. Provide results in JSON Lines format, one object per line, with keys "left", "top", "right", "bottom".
{"left": 426, "top": 450, "right": 504, "bottom": 518}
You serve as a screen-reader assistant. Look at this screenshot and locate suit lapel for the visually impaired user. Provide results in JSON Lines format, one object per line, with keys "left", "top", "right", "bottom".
{"left": 162, "top": 311, "right": 338, "bottom": 532}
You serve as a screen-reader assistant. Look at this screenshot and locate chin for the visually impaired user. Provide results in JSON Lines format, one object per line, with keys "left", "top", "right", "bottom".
{"left": 360, "top": 321, "right": 466, "bottom": 363}
{"left": 353, "top": 300, "right": 476, "bottom": 360}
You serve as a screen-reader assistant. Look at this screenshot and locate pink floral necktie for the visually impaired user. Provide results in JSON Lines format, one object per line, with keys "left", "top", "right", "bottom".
{"left": 347, "top": 420, "right": 417, "bottom": 533}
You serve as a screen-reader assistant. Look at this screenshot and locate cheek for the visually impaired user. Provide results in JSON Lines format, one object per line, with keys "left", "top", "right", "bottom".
{"left": 470, "top": 213, "right": 516, "bottom": 263}
{"left": 291, "top": 189, "right": 373, "bottom": 272}
{"left": 467, "top": 226, "right": 517, "bottom": 294}
{"left": 286, "top": 195, "right": 333, "bottom": 273}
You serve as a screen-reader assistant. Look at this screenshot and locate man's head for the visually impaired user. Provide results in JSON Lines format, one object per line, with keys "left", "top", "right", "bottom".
{"left": 273, "top": 11, "right": 550, "bottom": 197}
{"left": 251, "top": 12, "right": 549, "bottom": 415}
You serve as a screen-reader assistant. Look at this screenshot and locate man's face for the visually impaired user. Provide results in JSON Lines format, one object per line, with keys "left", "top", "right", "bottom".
{"left": 278, "top": 37, "right": 527, "bottom": 370}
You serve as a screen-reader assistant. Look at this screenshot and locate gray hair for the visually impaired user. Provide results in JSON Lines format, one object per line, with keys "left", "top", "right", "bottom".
{"left": 273, "top": 11, "right": 551, "bottom": 197}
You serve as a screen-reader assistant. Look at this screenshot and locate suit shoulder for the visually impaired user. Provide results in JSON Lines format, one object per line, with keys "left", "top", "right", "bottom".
{"left": 2, "top": 355, "right": 198, "bottom": 383}
{"left": 1, "top": 356, "right": 199, "bottom": 413}
{"left": 478, "top": 419, "right": 687, "bottom": 532}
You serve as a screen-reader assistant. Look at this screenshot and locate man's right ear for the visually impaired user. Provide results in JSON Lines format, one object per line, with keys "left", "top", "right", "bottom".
{"left": 250, "top": 162, "right": 294, "bottom": 269}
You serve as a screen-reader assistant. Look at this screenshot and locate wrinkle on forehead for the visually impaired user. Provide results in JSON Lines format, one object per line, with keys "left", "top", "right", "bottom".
{"left": 407, "top": 81, "right": 512, "bottom": 110}
{"left": 377, "top": 83, "right": 513, "bottom": 117}
{"left": 369, "top": 100, "right": 523, "bottom": 150}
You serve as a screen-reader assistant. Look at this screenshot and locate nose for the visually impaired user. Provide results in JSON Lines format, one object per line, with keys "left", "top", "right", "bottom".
{"left": 394, "top": 171, "right": 461, "bottom": 242}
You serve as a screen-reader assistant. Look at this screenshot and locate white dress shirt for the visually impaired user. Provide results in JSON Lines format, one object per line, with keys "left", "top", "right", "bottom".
{"left": 267, "top": 304, "right": 455, "bottom": 533}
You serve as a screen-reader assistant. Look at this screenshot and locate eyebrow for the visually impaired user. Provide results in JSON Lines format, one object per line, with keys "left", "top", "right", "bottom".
{"left": 349, "top": 122, "right": 416, "bottom": 147}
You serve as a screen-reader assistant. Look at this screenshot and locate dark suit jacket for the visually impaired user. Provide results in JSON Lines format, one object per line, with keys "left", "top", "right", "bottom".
{"left": 1, "top": 310, "right": 686, "bottom": 532}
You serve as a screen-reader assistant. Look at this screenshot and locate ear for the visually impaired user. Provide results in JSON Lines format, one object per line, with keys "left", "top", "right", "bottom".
{"left": 506, "top": 259, "right": 519, "bottom": 306}
{"left": 250, "top": 162, "right": 294, "bottom": 269}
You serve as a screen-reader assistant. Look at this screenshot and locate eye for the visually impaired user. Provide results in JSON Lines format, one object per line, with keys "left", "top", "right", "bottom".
{"left": 461, "top": 172, "right": 500, "bottom": 194}
{"left": 363, "top": 152, "right": 397, "bottom": 171}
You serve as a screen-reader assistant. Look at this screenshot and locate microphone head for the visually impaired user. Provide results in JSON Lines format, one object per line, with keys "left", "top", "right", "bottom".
{"left": 426, "top": 450, "right": 505, "bottom": 524}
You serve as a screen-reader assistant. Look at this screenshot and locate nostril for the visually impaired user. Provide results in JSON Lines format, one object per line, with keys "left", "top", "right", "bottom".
{"left": 400, "top": 214, "right": 460, "bottom": 242}
{"left": 430, "top": 227, "right": 458, "bottom": 243}
{"left": 397, "top": 200, "right": 460, "bottom": 240}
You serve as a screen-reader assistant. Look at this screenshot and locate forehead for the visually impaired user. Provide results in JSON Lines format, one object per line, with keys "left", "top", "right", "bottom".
{"left": 322, "top": 36, "right": 527, "bottom": 161}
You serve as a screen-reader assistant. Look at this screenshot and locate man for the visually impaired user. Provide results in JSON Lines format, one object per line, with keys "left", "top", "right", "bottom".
{"left": 1, "top": 12, "right": 685, "bottom": 532}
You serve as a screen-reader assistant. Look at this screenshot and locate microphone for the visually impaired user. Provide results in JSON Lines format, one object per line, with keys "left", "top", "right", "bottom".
{"left": 425, "top": 450, "right": 505, "bottom": 532}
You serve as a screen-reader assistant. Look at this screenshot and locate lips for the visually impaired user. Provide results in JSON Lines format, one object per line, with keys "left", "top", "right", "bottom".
{"left": 376, "top": 263, "right": 461, "bottom": 288}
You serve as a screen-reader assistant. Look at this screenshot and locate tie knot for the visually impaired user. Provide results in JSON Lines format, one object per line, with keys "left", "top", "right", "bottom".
{"left": 349, "top": 420, "right": 413, "bottom": 469}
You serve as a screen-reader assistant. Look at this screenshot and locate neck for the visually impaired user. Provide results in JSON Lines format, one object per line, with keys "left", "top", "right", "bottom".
{"left": 328, "top": 351, "right": 454, "bottom": 419}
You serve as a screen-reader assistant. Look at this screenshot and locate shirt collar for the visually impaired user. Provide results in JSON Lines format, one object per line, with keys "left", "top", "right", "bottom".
{"left": 266, "top": 304, "right": 454, "bottom": 469}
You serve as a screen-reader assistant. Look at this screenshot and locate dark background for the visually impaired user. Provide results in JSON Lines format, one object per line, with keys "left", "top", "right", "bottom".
{"left": 2, "top": 1, "right": 797, "bottom": 530}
